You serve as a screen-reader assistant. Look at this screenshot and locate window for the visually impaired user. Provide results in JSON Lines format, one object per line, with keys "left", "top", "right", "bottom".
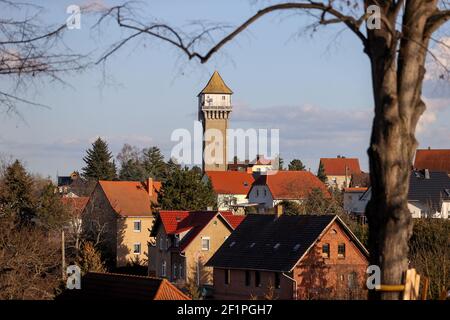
{"left": 222, "top": 95, "right": 226, "bottom": 100}
{"left": 161, "top": 261, "right": 167, "bottom": 277}
{"left": 159, "top": 236, "right": 164, "bottom": 250}
{"left": 245, "top": 270, "right": 251, "bottom": 286}
{"left": 166, "top": 237, "right": 170, "bottom": 250}
{"left": 338, "top": 243, "right": 346, "bottom": 258}
{"left": 348, "top": 272, "right": 357, "bottom": 289}
{"left": 133, "top": 220, "right": 141, "bottom": 232}
{"left": 322, "top": 243, "right": 330, "bottom": 258}
{"left": 256, "top": 189, "right": 259, "bottom": 197}
{"left": 274, "top": 273, "right": 281, "bottom": 289}
{"left": 174, "top": 235, "right": 180, "bottom": 247}
{"left": 201, "top": 237, "right": 210, "bottom": 251}
{"left": 255, "top": 271, "right": 261, "bottom": 287}
{"left": 179, "top": 263, "right": 184, "bottom": 278}
{"left": 173, "top": 264, "right": 177, "bottom": 279}
{"left": 264, "top": 189, "right": 267, "bottom": 197}
{"left": 133, "top": 243, "right": 141, "bottom": 254}
{"left": 224, "top": 269, "right": 230, "bottom": 285}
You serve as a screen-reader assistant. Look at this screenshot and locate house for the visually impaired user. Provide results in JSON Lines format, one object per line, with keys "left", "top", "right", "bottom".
{"left": 149, "top": 210, "right": 245, "bottom": 288}
{"left": 319, "top": 158, "right": 362, "bottom": 189}
{"left": 56, "top": 171, "right": 94, "bottom": 196}
{"left": 206, "top": 214, "right": 369, "bottom": 300}
{"left": 57, "top": 272, "right": 190, "bottom": 300}
{"left": 414, "top": 148, "right": 450, "bottom": 175}
{"left": 343, "top": 188, "right": 369, "bottom": 221}
{"left": 347, "top": 170, "right": 450, "bottom": 219}
{"left": 203, "top": 171, "right": 255, "bottom": 212}
{"left": 350, "top": 172, "right": 370, "bottom": 188}
{"left": 61, "top": 196, "right": 89, "bottom": 217}
{"left": 247, "top": 171, "right": 328, "bottom": 212}
{"left": 408, "top": 170, "right": 450, "bottom": 218}
{"left": 227, "top": 155, "right": 277, "bottom": 173}
{"left": 82, "top": 178, "right": 161, "bottom": 267}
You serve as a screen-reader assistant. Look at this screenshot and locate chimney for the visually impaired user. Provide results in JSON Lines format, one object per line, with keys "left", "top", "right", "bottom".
{"left": 424, "top": 169, "right": 430, "bottom": 180}
{"left": 146, "top": 177, "right": 153, "bottom": 196}
{"left": 246, "top": 166, "right": 253, "bottom": 174}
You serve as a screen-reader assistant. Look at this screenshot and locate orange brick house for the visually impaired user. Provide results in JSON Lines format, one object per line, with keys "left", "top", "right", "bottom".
{"left": 206, "top": 214, "right": 369, "bottom": 300}
{"left": 82, "top": 178, "right": 161, "bottom": 267}
{"left": 149, "top": 210, "right": 245, "bottom": 287}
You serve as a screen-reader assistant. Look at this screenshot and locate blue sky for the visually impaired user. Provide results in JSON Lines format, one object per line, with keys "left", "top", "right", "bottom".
{"left": 1, "top": 0, "right": 449, "bottom": 178}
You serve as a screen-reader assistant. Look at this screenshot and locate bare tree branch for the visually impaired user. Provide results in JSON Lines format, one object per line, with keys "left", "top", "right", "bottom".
{"left": 96, "top": 1, "right": 368, "bottom": 65}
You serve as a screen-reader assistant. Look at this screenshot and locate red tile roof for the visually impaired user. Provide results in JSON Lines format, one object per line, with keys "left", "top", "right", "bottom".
{"left": 414, "top": 149, "right": 450, "bottom": 174}
{"left": 98, "top": 180, "right": 160, "bottom": 217}
{"left": 320, "top": 158, "right": 361, "bottom": 176}
{"left": 153, "top": 210, "right": 245, "bottom": 251}
{"left": 253, "top": 171, "right": 329, "bottom": 199}
{"left": 205, "top": 171, "right": 254, "bottom": 194}
{"left": 58, "top": 272, "right": 190, "bottom": 300}
{"left": 61, "top": 197, "right": 89, "bottom": 216}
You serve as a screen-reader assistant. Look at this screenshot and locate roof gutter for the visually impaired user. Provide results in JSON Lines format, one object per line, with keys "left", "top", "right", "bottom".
{"left": 282, "top": 272, "right": 297, "bottom": 300}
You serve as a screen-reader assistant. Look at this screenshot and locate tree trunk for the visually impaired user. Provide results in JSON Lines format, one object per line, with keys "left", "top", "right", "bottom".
{"left": 365, "top": 0, "right": 435, "bottom": 300}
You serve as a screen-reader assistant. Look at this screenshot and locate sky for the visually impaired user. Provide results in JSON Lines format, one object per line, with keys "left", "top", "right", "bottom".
{"left": 1, "top": 0, "right": 450, "bottom": 178}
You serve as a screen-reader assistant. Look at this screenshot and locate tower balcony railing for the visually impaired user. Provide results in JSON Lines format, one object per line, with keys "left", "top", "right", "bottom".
{"left": 201, "top": 105, "right": 232, "bottom": 111}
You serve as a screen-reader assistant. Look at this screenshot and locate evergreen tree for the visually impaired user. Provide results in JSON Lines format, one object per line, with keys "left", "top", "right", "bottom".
{"left": 36, "top": 182, "right": 70, "bottom": 230}
{"left": 165, "top": 157, "right": 181, "bottom": 177}
{"left": 142, "top": 146, "right": 167, "bottom": 181}
{"left": 317, "top": 161, "right": 327, "bottom": 183}
{"left": 158, "top": 166, "right": 216, "bottom": 210}
{"left": 117, "top": 144, "right": 145, "bottom": 181}
{"left": 288, "top": 159, "right": 306, "bottom": 171}
{"left": 0, "top": 160, "right": 35, "bottom": 222}
{"left": 82, "top": 138, "right": 117, "bottom": 181}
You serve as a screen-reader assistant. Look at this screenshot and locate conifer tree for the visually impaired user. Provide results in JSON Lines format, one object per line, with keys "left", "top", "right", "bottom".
{"left": 82, "top": 138, "right": 117, "bottom": 180}
{"left": 317, "top": 161, "right": 327, "bottom": 183}
{"left": 158, "top": 166, "right": 216, "bottom": 210}
{"left": 0, "top": 160, "right": 35, "bottom": 222}
{"left": 288, "top": 159, "right": 306, "bottom": 171}
{"left": 142, "top": 146, "right": 167, "bottom": 181}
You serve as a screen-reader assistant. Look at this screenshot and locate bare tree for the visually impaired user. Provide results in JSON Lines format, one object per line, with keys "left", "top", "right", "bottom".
{"left": 94, "top": 1, "right": 450, "bottom": 299}
{"left": 0, "top": 1, "right": 87, "bottom": 114}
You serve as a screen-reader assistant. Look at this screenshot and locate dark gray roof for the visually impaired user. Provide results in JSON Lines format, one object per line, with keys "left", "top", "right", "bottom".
{"left": 409, "top": 170, "right": 450, "bottom": 211}
{"left": 206, "top": 214, "right": 339, "bottom": 272}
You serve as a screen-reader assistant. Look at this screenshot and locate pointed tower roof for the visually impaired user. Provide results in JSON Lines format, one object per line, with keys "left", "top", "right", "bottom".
{"left": 198, "top": 71, "right": 233, "bottom": 96}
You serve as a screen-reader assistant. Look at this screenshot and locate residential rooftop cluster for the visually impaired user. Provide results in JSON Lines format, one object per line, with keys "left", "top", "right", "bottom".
{"left": 54, "top": 73, "right": 449, "bottom": 300}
